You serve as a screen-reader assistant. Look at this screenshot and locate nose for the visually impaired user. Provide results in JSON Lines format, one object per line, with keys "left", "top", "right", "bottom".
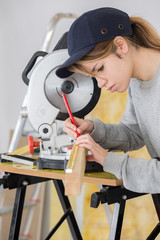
{"left": 96, "top": 78, "right": 106, "bottom": 88}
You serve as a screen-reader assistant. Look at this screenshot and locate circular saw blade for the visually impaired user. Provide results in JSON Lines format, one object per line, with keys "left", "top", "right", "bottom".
{"left": 45, "top": 67, "right": 100, "bottom": 119}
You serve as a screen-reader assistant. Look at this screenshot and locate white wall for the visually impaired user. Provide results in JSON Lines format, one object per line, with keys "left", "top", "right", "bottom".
{"left": 0, "top": 0, "right": 160, "bottom": 152}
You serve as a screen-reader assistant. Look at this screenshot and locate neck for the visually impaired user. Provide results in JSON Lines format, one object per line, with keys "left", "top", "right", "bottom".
{"left": 132, "top": 47, "right": 160, "bottom": 81}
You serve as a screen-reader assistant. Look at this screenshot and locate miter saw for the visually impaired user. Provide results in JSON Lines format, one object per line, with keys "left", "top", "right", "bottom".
{"left": 22, "top": 33, "right": 102, "bottom": 171}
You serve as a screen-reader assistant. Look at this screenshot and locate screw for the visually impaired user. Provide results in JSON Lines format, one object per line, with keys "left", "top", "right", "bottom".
{"left": 43, "top": 128, "right": 48, "bottom": 134}
{"left": 22, "top": 180, "right": 28, "bottom": 186}
{"left": 122, "top": 195, "right": 127, "bottom": 200}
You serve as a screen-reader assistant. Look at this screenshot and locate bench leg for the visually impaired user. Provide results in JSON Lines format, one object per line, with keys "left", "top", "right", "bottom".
{"left": 47, "top": 179, "right": 83, "bottom": 240}
{"left": 146, "top": 194, "right": 160, "bottom": 240}
{"left": 109, "top": 200, "right": 126, "bottom": 240}
{"left": 9, "top": 186, "right": 26, "bottom": 240}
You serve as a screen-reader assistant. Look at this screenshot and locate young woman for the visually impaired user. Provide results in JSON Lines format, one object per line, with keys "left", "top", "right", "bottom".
{"left": 56, "top": 7, "right": 160, "bottom": 193}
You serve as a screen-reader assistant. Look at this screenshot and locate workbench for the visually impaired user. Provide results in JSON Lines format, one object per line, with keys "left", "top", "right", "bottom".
{"left": 0, "top": 146, "right": 160, "bottom": 240}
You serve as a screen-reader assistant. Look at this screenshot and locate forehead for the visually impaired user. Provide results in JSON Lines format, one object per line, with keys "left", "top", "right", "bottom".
{"left": 80, "top": 53, "right": 119, "bottom": 71}
{"left": 80, "top": 60, "right": 101, "bottom": 72}
{"left": 81, "top": 61, "right": 96, "bottom": 69}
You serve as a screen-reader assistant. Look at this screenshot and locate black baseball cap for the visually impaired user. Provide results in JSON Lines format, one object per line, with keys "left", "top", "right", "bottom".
{"left": 56, "top": 7, "right": 133, "bottom": 78}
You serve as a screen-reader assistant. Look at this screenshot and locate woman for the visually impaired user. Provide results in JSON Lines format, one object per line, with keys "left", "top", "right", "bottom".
{"left": 56, "top": 7, "right": 160, "bottom": 193}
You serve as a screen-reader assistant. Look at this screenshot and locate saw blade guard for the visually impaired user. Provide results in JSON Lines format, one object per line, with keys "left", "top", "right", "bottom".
{"left": 26, "top": 49, "right": 101, "bottom": 133}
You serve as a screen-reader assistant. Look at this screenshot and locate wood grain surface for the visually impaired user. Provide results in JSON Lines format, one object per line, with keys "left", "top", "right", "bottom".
{"left": 0, "top": 146, "right": 122, "bottom": 186}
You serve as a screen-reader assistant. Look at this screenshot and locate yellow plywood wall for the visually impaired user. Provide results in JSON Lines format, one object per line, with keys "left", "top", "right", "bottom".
{"left": 50, "top": 89, "right": 158, "bottom": 240}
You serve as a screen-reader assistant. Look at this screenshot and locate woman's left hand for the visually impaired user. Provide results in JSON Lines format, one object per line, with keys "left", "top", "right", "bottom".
{"left": 74, "top": 134, "right": 108, "bottom": 166}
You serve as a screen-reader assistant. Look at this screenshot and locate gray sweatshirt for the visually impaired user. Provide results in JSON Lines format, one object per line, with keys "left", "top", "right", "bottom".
{"left": 90, "top": 65, "right": 160, "bottom": 193}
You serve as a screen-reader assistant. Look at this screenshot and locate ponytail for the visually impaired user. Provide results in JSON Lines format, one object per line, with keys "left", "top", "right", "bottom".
{"left": 128, "top": 16, "right": 160, "bottom": 50}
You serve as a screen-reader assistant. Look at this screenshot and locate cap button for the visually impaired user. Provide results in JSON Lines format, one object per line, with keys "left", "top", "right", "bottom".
{"left": 101, "top": 28, "right": 107, "bottom": 34}
{"left": 118, "top": 24, "right": 124, "bottom": 29}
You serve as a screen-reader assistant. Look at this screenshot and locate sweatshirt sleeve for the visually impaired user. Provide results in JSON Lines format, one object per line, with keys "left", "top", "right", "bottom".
{"left": 90, "top": 87, "right": 144, "bottom": 152}
{"left": 104, "top": 152, "right": 160, "bottom": 193}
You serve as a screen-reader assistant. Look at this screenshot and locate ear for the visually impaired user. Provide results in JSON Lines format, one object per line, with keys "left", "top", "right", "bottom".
{"left": 113, "top": 37, "right": 129, "bottom": 56}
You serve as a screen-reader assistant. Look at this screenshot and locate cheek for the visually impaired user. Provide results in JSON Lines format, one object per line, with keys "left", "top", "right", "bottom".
{"left": 107, "top": 61, "right": 122, "bottom": 79}
{"left": 111, "top": 66, "right": 131, "bottom": 92}
{"left": 117, "top": 74, "right": 131, "bottom": 92}
{"left": 107, "top": 69, "right": 120, "bottom": 80}
{"left": 115, "top": 64, "right": 131, "bottom": 82}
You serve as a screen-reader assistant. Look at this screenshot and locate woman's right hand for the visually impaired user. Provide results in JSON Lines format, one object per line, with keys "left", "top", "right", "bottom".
{"left": 63, "top": 117, "right": 94, "bottom": 139}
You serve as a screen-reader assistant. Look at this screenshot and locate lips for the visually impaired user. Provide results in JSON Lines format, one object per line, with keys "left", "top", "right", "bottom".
{"left": 107, "top": 84, "right": 116, "bottom": 93}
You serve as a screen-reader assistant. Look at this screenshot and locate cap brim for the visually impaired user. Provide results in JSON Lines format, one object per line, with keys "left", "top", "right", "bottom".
{"left": 56, "top": 44, "right": 96, "bottom": 78}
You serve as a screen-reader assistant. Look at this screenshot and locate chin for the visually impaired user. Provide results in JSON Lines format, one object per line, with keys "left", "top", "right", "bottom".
{"left": 117, "top": 87, "right": 128, "bottom": 93}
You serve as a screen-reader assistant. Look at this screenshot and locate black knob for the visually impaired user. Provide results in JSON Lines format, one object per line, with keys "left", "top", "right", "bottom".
{"left": 61, "top": 80, "right": 74, "bottom": 94}
{"left": 90, "top": 191, "right": 107, "bottom": 208}
{"left": 43, "top": 128, "right": 48, "bottom": 134}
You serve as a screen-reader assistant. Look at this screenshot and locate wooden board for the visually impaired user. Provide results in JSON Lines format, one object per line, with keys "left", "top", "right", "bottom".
{"left": 0, "top": 162, "right": 122, "bottom": 186}
{"left": 65, "top": 145, "right": 87, "bottom": 196}
{"left": 0, "top": 146, "right": 123, "bottom": 186}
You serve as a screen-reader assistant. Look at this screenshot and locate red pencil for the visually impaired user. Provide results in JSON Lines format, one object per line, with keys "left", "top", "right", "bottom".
{"left": 62, "top": 93, "right": 80, "bottom": 137}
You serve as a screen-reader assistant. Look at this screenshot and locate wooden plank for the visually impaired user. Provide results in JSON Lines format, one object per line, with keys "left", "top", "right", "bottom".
{"left": 65, "top": 145, "right": 87, "bottom": 196}
{"left": 0, "top": 162, "right": 122, "bottom": 185}
{"left": 0, "top": 145, "right": 122, "bottom": 186}
{"left": 84, "top": 172, "right": 123, "bottom": 186}
{"left": 0, "top": 162, "right": 65, "bottom": 180}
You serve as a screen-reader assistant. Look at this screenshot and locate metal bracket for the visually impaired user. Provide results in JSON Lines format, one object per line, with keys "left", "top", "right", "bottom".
{"left": 91, "top": 186, "right": 160, "bottom": 240}
{"left": 1, "top": 173, "right": 49, "bottom": 190}
{"left": 90, "top": 185, "right": 147, "bottom": 208}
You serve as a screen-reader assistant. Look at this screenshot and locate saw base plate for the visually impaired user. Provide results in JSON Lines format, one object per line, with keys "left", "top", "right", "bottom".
{"left": 37, "top": 157, "right": 103, "bottom": 172}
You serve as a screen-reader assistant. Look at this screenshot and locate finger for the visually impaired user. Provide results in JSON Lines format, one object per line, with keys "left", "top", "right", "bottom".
{"left": 63, "top": 126, "right": 77, "bottom": 138}
{"left": 74, "top": 118, "right": 87, "bottom": 130}
{"left": 87, "top": 155, "right": 95, "bottom": 162}
{"left": 65, "top": 117, "right": 71, "bottom": 122}
{"left": 63, "top": 118, "right": 81, "bottom": 138}
{"left": 77, "top": 121, "right": 89, "bottom": 134}
{"left": 75, "top": 134, "right": 93, "bottom": 144}
{"left": 64, "top": 121, "right": 77, "bottom": 131}
{"left": 64, "top": 117, "right": 82, "bottom": 136}
{"left": 74, "top": 136, "right": 87, "bottom": 145}
{"left": 74, "top": 117, "right": 82, "bottom": 126}
{"left": 76, "top": 142, "right": 95, "bottom": 153}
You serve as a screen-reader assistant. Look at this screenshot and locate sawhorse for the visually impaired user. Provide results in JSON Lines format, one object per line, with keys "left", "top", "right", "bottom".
{"left": 1, "top": 172, "right": 160, "bottom": 240}
{"left": 1, "top": 173, "right": 82, "bottom": 240}
{"left": 91, "top": 185, "right": 160, "bottom": 240}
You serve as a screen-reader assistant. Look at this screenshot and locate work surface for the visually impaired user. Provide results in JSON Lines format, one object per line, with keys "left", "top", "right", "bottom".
{"left": 0, "top": 146, "right": 122, "bottom": 186}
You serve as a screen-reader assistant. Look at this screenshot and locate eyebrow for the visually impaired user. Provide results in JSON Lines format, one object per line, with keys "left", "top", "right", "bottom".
{"left": 91, "top": 63, "right": 98, "bottom": 73}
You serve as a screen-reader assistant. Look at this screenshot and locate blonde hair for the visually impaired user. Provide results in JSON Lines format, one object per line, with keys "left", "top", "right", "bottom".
{"left": 68, "top": 16, "right": 160, "bottom": 76}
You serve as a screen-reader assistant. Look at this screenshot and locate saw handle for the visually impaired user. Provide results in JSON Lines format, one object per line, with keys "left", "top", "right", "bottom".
{"left": 28, "top": 135, "right": 40, "bottom": 154}
{"left": 22, "top": 51, "right": 48, "bottom": 86}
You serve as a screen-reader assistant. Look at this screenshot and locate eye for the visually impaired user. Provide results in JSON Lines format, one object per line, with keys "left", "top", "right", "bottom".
{"left": 98, "top": 65, "right": 104, "bottom": 72}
